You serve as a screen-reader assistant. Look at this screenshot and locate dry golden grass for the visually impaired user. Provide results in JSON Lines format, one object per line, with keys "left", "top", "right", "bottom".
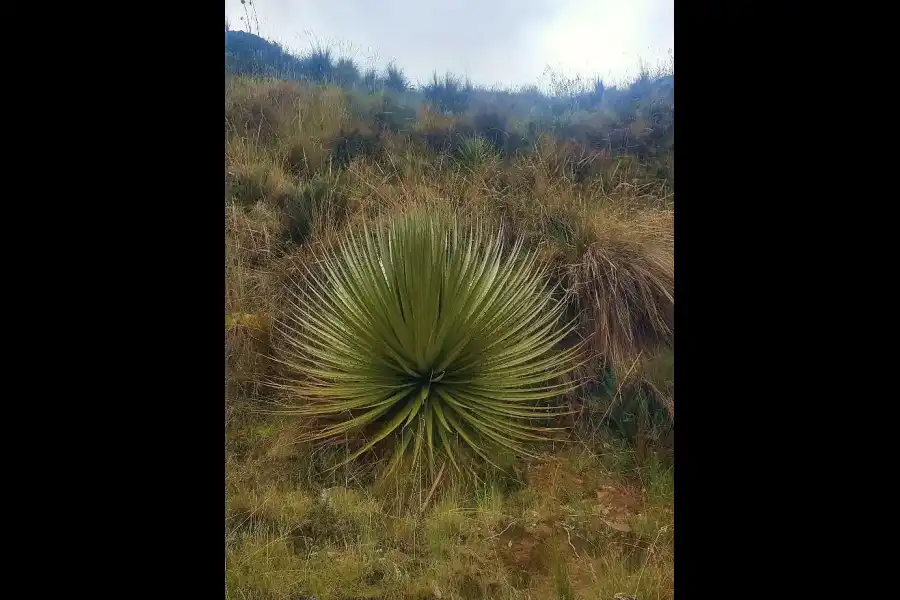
{"left": 225, "top": 76, "right": 674, "bottom": 599}
{"left": 559, "top": 203, "right": 673, "bottom": 380}
{"left": 225, "top": 416, "right": 673, "bottom": 599}
{"left": 226, "top": 136, "right": 296, "bottom": 207}
{"left": 415, "top": 102, "right": 463, "bottom": 132}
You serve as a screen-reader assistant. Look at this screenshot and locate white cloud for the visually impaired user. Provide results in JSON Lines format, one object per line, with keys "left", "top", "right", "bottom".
{"left": 538, "top": 0, "right": 674, "bottom": 84}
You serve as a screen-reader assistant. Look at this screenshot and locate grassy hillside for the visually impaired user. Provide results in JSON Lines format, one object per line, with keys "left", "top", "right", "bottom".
{"left": 225, "top": 33, "right": 674, "bottom": 600}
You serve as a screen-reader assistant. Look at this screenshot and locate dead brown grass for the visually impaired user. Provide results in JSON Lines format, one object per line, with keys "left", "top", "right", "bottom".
{"left": 563, "top": 204, "right": 673, "bottom": 379}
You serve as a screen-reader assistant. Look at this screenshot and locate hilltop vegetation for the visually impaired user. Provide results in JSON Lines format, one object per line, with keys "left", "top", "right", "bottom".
{"left": 225, "top": 29, "right": 674, "bottom": 179}
{"left": 225, "top": 28, "right": 674, "bottom": 600}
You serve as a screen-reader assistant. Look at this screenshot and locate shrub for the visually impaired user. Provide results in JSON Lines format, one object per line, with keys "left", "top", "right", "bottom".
{"left": 332, "top": 128, "right": 383, "bottom": 167}
{"left": 362, "top": 68, "right": 380, "bottom": 94}
{"left": 583, "top": 351, "right": 674, "bottom": 464}
{"left": 298, "top": 47, "right": 335, "bottom": 83}
{"left": 471, "top": 111, "right": 510, "bottom": 153}
{"left": 384, "top": 61, "right": 409, "bottom": 93}
{"left": 424, "top": 72, "right": 473, "bottom": 115}
{"left": 282, "top": 173, "right": 348, "bottom": 245}
{"left": 333, "top": 58, "right": 361, "bottom": 87}
{"left": 276, "top": 210, "right": 583, "bottom": 477}
{"left": 369, "top": 94, "right": 417, "bottom": 134}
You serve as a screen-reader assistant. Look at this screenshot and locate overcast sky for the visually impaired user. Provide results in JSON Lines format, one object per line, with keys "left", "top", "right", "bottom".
{"left": 224, "top": 0, "right": 674, "bottom": 88}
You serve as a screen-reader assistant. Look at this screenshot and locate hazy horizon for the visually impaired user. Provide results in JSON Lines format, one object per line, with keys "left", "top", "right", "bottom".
{"left": 224, "top": 0, "right": 674, "bottom": 89}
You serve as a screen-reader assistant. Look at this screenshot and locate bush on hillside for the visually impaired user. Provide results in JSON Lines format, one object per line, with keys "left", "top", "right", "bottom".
{"left": 362, "top": 68, "right": 380, "bottom": 94}
{"left": 384, "top": 62, "right": 409, "bottom": 93}
{"left": 298, "top": 47, "right": 335, "bottom": 84}
{"left": 333, "top": 58, "right": 361, "bottom": 87}
{"left": 424, "top": 72, "right": 473, "bottom": 115}
{"left": 332, "top": 128, "right": 384, "bottom": 166}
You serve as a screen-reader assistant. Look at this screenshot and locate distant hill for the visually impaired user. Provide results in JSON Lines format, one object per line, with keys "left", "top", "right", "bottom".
{"left": 225, "top": 30, "right": 306, "bottom": 79}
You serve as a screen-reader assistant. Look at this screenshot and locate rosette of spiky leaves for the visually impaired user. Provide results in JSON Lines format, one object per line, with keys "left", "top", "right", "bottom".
{"left": 456, "top": 134, "right": 497, "bottom": 170}
{"left": 277, "top": 211, "right": 582, "bottom": 476}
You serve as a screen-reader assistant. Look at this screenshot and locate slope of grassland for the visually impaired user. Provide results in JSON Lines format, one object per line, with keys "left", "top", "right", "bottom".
{"left": 225, "top": 66, "right": 674, "bottom": 599}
